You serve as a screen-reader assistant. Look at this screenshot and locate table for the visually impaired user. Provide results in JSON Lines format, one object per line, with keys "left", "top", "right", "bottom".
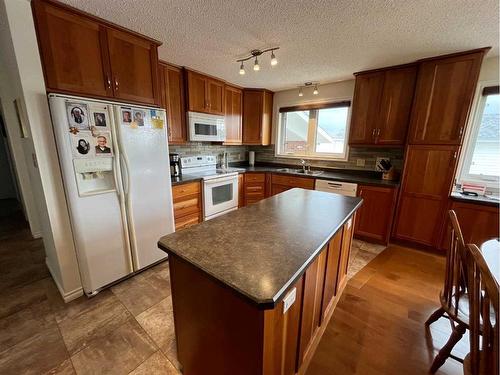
{"left": 480, "top": 238, "right": 500, "bottom": 284}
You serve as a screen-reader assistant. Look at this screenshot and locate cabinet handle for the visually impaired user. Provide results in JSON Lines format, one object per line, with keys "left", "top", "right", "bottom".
{"left": 106, "top": 76, "right": 112, "bottom": 90}
{"left": 372, "top": 129, "right": 376, "bottom": 138}
{"left": 458, "top": 126, "right": 464, "bottom": 137}
{"left": 377, "top": 128, "right": 381, "bottom": 136}
{"left": 453, "top": 151, "right": 458, "bottom": 159}
{"left": 114, "top": 77, "right": 119, "bottom": 91}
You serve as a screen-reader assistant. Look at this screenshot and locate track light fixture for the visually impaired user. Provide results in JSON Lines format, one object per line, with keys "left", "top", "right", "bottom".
{"left": 298, "top": 82, "right": 320, "bottom": 97}
{"left": 236, "top": 47, "right": 279, "bottom": 74}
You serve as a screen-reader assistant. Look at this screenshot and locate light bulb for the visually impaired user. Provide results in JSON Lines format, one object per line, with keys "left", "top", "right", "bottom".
{"left": 270, "top": 51, "right": 278, "bottom": 66}
{"left": 239, "top": 62, "right": 245, "bottom": 75}
{"left": 298, "top": 87, "right": 303, "bottom": 97}
{"left": 313, "top": 84, "right": 319, "bottom": 95}
{"left": 253, "top": 57, "right": 260, "bottom": 71}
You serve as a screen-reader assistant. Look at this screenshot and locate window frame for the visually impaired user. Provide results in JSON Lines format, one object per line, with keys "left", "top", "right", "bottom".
{"left": 457, "top": 80, "right": 500, "bottom": 189}
{"left": 275, "top": 100, "right": 352, "bottom": 161}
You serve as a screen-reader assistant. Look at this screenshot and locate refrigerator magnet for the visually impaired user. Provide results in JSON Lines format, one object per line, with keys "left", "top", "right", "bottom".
{"left": 94, "top": 131, "right": 113, "bottom": 156}
{"left": 151, "top": 117, "right": 164, "bottom": 129}
{"left": 66, "top": 102, "right": 89, "bottom": 130}
{"left": 132, "top": 110, "right": 146, "bottom": 127}
{"left": 71, "top": 133, "right": 95, "bottom": 158}
{"left": 121, "top": 108, "right": 132, "bottom": 125}
{"left": 92, "top": 111, "right": 107, "bottom": 128}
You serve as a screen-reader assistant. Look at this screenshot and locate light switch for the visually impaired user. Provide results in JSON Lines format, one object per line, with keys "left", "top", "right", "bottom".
{"left": 283, "top": 287, "right": 296, "bottom": 314}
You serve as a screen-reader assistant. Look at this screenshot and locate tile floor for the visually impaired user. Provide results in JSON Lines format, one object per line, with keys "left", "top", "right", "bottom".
{"left": 0, "top": 201, "right": 384, "bottom": 375}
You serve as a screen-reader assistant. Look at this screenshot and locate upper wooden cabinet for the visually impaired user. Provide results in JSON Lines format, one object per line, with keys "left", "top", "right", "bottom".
{"left": 224, "top": 85, "right": 243, "bottom": 145}
{"left": 32, "top": 0, "right": 161, "bottom": 106}
{"left": 186, "top": 70, "right": 225, "bottom": 115}
{"left": 349, "top": 65, "right": 417, "bottom": 146}
{"left": 242, "top": 89, "right": 273, "bottom": 145}
{"left": 354, "top": 185, "right": 398, "bottom": 245}
{"left": 408, "top": 51, "right": 486, "bottom": 145}
{"left": 159, "top": 62, "right": 187, "bottom": 143}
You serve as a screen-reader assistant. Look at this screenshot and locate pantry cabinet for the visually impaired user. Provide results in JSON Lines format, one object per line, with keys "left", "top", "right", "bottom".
{"left": 159, "top": 62, "right": 187, "bottom": 143}
{"left": 224, "top": 85, "right": 243, "bottom": 145}
{"left": 32, "top": 0, "right": 161, "bottom": 106}
{"left": 354, "top": 185, "right": 398, "bottom": 245}
{"left": 242, "top": 89, "right": 273, "bottom": 145}
{"left": 186, "top": 70, "right": 225, "bottom": 115}
{"left": 408, "top": 50, "right": 486, "bottom": 145}
{"left": 349, "top": 65, "right": 417, "bottom": 146}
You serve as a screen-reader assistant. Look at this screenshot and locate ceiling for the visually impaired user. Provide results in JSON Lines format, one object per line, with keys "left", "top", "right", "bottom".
{"left": 58, "top": 0, "right": 499, "bottom": 91}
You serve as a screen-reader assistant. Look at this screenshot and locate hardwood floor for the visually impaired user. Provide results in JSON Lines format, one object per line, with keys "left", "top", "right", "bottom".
{"left": 306, "top": 245, "right": 466, "bottom": 375}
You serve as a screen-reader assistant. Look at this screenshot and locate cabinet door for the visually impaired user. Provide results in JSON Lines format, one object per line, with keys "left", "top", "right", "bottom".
{"left": 354, "top": 185, "right": 397, "bottom": 244}
{"left": 321, "top": 230, "right": 343, "bottom": 320}
{"left": 238, "top": 174, "right": 245, "bottom": 208}
{"left": 298, "top": 250, "right": 327, "bottom": 367}
{"left": 107, "top": 28, "right": 159, "bottom": 105}
{"left": 393, "top": 145, "right": 458, "bottom": 246}
{"left": 207, "top": 79, "right": 225, "bottom": 115}
{"left": 349, "top": 72, "right": 383, "bottom": 145}
{"left": 33, "top": 0, "right": 112, "bottom": 98}
{"left": 376, "top": 66, "right": 417, "bottom": 145}
{"left": 242, "top": 90, "right": 263, "bottom": 144}
{"left": 337, "top": 217, "right": 354, "bottom": 288}
{"left": 187, "top": 71, "right": 208, "bottom": 113}
{"left": 409, "top": 52, "right": 484, "bottom": 145}
{"left": 224, "top": 86, "right": 242, "bottom": 144}
{"left": 162, "top": 64, "right": 186, "bottom": 143}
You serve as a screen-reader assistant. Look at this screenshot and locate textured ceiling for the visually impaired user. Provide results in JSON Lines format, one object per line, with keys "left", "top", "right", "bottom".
{"left": 58, "top": 0, "right": 499, "bottom": 91}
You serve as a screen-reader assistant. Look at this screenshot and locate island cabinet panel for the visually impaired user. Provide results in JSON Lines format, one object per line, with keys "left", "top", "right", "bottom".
{"left": 159, "top": 62, "right": 187, "bottom": 143}
{"left": 298, "top": 249, "right": 327, "bottom": 367}
{"left": 321, "top": 230, "right": 343, "bottom": 320}
{"left": 32, "top": 0, "right": 161, "bottom": 106}
{"left": 354, "top": 185, "right": 397, "bottom": 244}
{"left": 408, "top": 51, "right": 485, "bottom": 145}
{"left": 172, "top": 182, "right": 202, "bottom": 231}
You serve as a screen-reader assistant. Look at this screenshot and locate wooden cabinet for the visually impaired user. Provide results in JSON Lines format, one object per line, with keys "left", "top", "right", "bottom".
{"left": 408, "top": 51, "right": 485, "bottom": 145}
{"left": 238, "top": 174, "right": 245, "bottom": 208}
{"left": 32, "top": 0, "right": 161, "bottom": 106}
{"left": 159, "top": 62, "right": 187, "bottom": 143}
{"left": 244, "top": 173, "right": 267, "bottom": 205}
{"left": 321, "top": 230, "right": 343, "bottom": 321}
{"left": 172, "top": 182, "right": 202, "bottom": 231}
{"left": 242, "top": 89, "right": 273, "bottom": 145}
{"left": 393, "top": 145, "right": 459, "bottom": 247}
{"left": 186, "top": 70, "right": 225, "bottom": 115}
{"left": 271, "top": 174, "right": 315, "bottom": 195}
{"left": 354, "top": 185, "right": 398, "bottom": 244}
{"left": 349, "top": 65, "right": 417, "bottom": 146}
{"left": 224, "top": 85, "right": 243, "bottom": 145}
{"left": 441, "top": 200, "right": 499, "bottom": 249}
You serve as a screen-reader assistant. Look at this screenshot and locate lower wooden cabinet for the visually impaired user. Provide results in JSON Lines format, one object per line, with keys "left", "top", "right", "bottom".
{"left": 271, "top": 174, "right": 315, "bottom": 195}
{"left": 172, "top": 181, "right": 202, "bottom": 231}
{"left": 244, "top": 173, "right": 267, "bottom": 205}
{"left": 354, "top": 185, "right": 398, "bottom": 244}
{"left": 441, "top": 200, "right": 499, "bottom": 249}
{"left": 238, "top": 174, "right": 245, "bottom": 208}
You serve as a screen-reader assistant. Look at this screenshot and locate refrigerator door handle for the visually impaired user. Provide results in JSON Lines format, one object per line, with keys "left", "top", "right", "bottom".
{"left": 120, "top": 153, "right": 131, "bottom": 195}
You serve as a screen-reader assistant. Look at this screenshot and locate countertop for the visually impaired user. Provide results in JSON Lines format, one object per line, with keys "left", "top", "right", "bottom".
{"left": 450, "top": 191, "right": 500, "bottom": 207}
{"left": 158, "top": 188, "right": 363, "bottom": 308}
{"left": 171, "top": 163, "right": 400, "bottom": 188}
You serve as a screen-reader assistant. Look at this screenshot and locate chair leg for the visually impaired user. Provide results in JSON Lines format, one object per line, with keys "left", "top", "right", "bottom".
{"left": 425, "top": 307, "right": 445, "bottom": 326}
{"left": 430, "top": 323, "right": 467, "bottom": 373}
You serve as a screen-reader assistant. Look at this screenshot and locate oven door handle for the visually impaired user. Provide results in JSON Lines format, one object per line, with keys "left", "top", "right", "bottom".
{"left": 204, "top": 175, "right": 238, "bottom": 185}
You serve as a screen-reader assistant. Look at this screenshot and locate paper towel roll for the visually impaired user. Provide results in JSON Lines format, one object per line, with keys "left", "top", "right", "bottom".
{"left": 249, "top": 151, "right": 255, "bottom": 166}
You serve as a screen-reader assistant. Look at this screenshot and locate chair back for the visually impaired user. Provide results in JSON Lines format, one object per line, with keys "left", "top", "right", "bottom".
{"left": 466, "top": 244, "right": 499, "bottom": 375}
{"left": 442, "top": 210, "right": 468, "bottom": 317}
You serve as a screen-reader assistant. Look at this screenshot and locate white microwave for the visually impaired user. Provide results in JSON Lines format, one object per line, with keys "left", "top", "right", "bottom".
{"left": 188, "top": 111, "right": 225, "bottom": 142}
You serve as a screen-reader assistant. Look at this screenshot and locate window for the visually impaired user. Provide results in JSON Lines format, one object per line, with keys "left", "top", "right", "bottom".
{"left": 277, "top": 101, "right": 351, "bottom": 160}
{"left": 459, "top": 84, "right": 500, "bottom": 188}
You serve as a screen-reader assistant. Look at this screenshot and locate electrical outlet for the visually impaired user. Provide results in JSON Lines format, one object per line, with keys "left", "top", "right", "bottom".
{"left": 283, "top": 287, "right": 296, "bottom": 314}
{"left": 356, "top": 158, "right": 365, "bottom": 167}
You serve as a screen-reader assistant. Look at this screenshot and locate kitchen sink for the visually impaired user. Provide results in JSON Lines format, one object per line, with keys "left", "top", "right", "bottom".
{"left": 275, "top": 168, "right": 299, "bottom": 173}
{"left": 275, "top": 168, "right": 323, "bottom": 176}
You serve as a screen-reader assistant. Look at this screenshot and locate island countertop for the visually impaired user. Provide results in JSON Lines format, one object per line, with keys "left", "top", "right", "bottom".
{"left": 158, "top": 188, "right": 363, "bottom": 309}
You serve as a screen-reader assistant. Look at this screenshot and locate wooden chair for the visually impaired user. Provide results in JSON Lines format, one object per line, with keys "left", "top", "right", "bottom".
{"left": 463, "top": 244, "right": 499, "bottom": 375}
{"left": 426, "top": 210, "right": 470, "bottom": 373}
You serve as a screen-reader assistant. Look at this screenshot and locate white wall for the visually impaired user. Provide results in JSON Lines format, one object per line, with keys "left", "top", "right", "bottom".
{"left": 478, "top": 56, "right": 499, "bottom": 82}
{"left": 0, "top": 134, "right": 16, "bottom": 199}
{"left": 1, "top": 0, "right": 83, "bottom": 301}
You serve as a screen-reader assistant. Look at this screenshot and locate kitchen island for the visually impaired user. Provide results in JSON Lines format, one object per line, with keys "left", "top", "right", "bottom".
{"left": 158, "top": 188, "right": 363, "bottom": 375}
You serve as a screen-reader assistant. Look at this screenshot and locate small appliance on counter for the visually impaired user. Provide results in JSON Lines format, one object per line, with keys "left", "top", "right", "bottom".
{"left": 249, "top": 151, "right": 255, "bottom": 166}
{"left": 170, "top": 153, "right": 181, "bottom": 177}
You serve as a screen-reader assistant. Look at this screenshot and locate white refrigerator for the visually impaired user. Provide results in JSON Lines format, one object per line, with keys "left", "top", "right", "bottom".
{"left": 48, "top": 93, "right": 175, "bottom": 295}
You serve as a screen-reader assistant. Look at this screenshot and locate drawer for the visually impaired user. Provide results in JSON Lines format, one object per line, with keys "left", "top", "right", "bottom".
{"left": 173, "top": 196, "right": 201, "bottom": 219}
{"left": 172, "top": 182, "right": 201, "bottom": 200}
{"left": 175, "top": 212, "right": 200, "bottom": 231}
{"left": 245, "top": 183, "right": 265, "bottom": 193}
{"left": 245, "top": 173, "right": 266, "bottom": 183}
{"left": 272, "top": 174, "right": 315, "bottom": 189}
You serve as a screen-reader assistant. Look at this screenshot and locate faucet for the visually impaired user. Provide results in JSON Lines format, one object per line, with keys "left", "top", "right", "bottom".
{"left": 300, "top": 159, "right": 311, "bottom": 173}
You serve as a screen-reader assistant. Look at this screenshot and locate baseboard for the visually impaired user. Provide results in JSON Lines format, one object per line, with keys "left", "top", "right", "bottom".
{"left": 45, "top": 258, "right": 83, "bottom": 302}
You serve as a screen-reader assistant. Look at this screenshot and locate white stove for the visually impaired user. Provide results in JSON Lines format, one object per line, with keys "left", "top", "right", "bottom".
{"left": 180, "top": 155, "right": 243, "bottom": 220}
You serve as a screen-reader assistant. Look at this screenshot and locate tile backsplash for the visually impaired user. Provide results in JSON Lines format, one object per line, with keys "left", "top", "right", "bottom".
{"left": 248, "top": 145, "right": 404, "bottom": 171}
{"left": 168, "top": 143, "right": 404, "bottom": 172}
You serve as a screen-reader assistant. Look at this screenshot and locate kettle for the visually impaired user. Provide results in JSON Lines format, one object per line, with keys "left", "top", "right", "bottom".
{"left": 169, "top": 153, "right": 181, "bottom": 177}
